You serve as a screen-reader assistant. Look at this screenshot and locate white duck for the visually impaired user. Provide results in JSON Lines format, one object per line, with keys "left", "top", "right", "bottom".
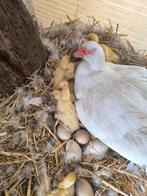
{"left": 74, "top": 41, "right": 147, "bottom": 167}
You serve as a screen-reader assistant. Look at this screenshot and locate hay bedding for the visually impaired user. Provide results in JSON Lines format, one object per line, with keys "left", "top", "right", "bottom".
{"left": 0, "top": 18, "right": 147, "bottom": 196}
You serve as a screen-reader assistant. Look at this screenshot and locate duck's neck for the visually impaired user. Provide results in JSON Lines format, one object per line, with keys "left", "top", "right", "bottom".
{"left": 75, "top": 60, "right": 103, "bottom": 99}
{"left": 83, "top": 50, "right": 105, "bottom": 72}
{"left": 76, "top": 60, "right": 104, "bottom": 77}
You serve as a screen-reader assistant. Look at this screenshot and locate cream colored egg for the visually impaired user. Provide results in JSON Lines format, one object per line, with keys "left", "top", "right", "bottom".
{"left": 57, "top": 125, "right": 72, "bottom": 141}
{"left": 76, "top": 178, "right": 94, "bottom": 196}
{"left": 74, "top": 129, "right": 90, "bottom": 145}
{"left": 84, "top": 139, "right": 108, "bottom": 159}
{"left": 65, "top": 140, "right": 82, "bottom": 163}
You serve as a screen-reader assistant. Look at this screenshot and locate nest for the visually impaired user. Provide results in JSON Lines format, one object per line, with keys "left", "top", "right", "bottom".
{"left": 0, "top": 18, "right": 147, "bottom": 196}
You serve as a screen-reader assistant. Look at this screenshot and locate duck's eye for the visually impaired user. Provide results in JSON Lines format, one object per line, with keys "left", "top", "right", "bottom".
{"left": 82, "top": 49, "right": 86, "bottom": 53}
{"left": 79, "top": 48, "right": 88, "bottom": 56}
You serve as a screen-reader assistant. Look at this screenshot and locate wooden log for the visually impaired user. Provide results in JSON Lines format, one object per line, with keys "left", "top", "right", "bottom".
{"left": 0, "top": 0, "right": 48, "bottom": 97}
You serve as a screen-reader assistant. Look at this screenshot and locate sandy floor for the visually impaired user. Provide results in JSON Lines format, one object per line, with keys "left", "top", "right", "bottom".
{"left": 32, "top": 0, "right": 147, "bottom": 51}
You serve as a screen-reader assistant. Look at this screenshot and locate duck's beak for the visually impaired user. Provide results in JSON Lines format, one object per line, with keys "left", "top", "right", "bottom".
{"left": 73, "top": 48, "right": 82, "bottom": 59}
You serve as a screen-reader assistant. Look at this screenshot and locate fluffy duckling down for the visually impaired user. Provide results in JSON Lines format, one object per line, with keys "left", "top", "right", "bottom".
{"left": 86, "top": 33, "right": 100, "bottom": 43}
{"left": 52, "top": 81, "right": 79, "bottom": 133}
{"left": 53, "top": 55, "right": 75, "bottom": 89}
{"left": 86, "top": 33, "right": 119, "bottom": 63}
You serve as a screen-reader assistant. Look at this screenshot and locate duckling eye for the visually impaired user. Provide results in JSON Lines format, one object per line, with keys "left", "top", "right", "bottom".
{"left": 67, "top": 68, "right": 71, "bottom": 73}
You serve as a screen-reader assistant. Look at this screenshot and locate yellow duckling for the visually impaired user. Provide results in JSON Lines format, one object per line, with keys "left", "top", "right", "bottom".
{"left": 53, "top": 55, "right": 75, "bottom": 89}
{"left": 86, "top": 33, "right": 99, "bottom": 43}
{"left": 47, "top": 172, "right": 76, "bottom": 196}
{"left": 52, "top": 81, "right": 79, "bottom": 132}
{"left": 86, "top": 33, "right": 119, "bottom": 63}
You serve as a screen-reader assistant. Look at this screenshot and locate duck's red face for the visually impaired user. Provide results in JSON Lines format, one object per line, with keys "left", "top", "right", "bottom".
{"left": 74, "top": 47, "right": 96, "bottom": 58}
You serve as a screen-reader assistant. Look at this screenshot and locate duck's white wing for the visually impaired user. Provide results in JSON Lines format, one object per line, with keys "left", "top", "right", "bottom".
{"left": 75, "top": 64, "right": 147, "bottom": 166}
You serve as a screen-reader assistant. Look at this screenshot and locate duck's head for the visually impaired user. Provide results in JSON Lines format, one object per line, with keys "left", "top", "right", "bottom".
{"left": 74, "top": 41, "right": 105, "bottom": 71}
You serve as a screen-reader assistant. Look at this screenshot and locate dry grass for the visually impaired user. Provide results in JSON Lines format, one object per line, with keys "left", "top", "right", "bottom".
{"left": 0, "top": 18, "right": 147, "bottom": 196}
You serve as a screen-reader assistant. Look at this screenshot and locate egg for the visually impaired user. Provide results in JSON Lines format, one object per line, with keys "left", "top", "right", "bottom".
{"left": 58, "top": 172, "right": 76, "bottom": 189}
{"left": 84, "top": 139, "right": 108, "bottom": 160}
{"left": 76, "top": 178, "right": 94, "bottom": 196}
{"left": 57, "top": 125, "right": 72, "bottom": 141}
{"left": 65, "top": 140, "right": 82, "bottom": 163}
{"left": 74, "top": 129, "right": 90, "bottom": 145}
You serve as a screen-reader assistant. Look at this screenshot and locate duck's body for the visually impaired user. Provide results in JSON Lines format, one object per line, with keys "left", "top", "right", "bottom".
{"left": 74, "top": 41, "right": 147, "bottom": 167}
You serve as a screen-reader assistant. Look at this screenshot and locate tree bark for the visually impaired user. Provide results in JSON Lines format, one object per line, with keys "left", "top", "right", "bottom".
{"left": 0, "top": 0, "right": 48, "bottom": 97}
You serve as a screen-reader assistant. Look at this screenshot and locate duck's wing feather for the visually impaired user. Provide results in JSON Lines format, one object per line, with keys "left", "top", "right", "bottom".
{"left": 76, "top": 64, "right": 147, "bottom": 166}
